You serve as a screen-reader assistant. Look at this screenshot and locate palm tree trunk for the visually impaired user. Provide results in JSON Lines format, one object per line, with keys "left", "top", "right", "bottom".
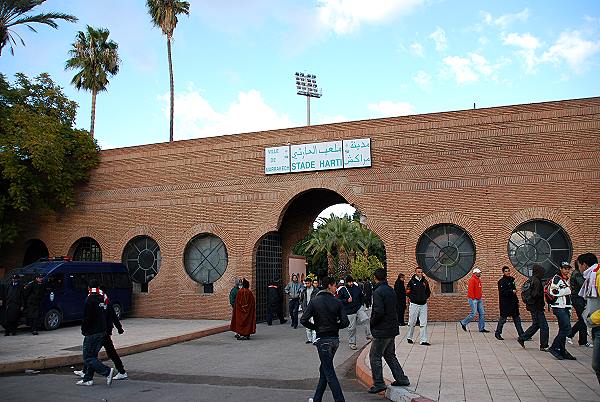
{"left": 90, "top": 89, "right": 97, "bottom": 138}
{"left": 327, "top": 251, "right": 334, "bottom": 276}
{"left": 167, "top": 36, "right": 174, "bottom": 142}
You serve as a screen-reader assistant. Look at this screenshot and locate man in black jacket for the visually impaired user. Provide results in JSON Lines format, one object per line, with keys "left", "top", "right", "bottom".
{"left": 2, "top": 274, "right": 24, "bottom": 336}
{"left": 517, "top": 264, "right": 549, "bottom": 351}
{"left": 76, "top": 279, "right": 115, "bottom": 387}
{"left": 368, "top": 268, "right": 410, "bottom": 394}
{"left": 338, "top": 275, "right": 372, "bottom": 350}
{"left": 24, "top": 273, "right": 45, "bottom": 335}
{"left": 495, "top": 266, "right": 524, "bottom": 340}
{"left": 405, "top": 267, "right": 431, "bottom": 345}
{"left": 300, "top": 276, "right": 349, "bottom": 402}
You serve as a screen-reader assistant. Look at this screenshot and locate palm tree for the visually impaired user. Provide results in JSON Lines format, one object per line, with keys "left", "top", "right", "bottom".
{"left": 65, "top": 26, "right": 120, "bottom": 139}
{"left": 0, "top": 0, "right": 77, "bottom": 56}
{"left": 146, "top": 0, "right": 190, "bottom": 142}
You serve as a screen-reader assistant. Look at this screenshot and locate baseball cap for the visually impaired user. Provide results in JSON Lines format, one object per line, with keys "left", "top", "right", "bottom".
{"left": 560, "top": 261, "right": 572, "bottom": 268}
{"left": 338, "top": 279, "right": 345, "bottom": 284}
{"left": 472, "top": 268, "right": 482, "bottom": 274}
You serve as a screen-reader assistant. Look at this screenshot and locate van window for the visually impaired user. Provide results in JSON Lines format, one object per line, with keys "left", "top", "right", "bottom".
{"left": 72, "top": 273, "right": 102, "bottom": 290}
{"left": 47, "top": 273, "right": 64, "bottom": 290}
{"left": 101, "top": 272, "right": 114, "bottom": 289}
{"left": 113, "top": 273, "right": 131, "bottom": 289}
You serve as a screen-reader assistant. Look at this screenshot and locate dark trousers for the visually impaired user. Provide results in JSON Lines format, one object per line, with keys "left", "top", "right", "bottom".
{"left": 27, "top": 316, "right": 41, "bottom": 332}
{"left": 289, "top": 298, "right": 300, "bottom": 328}
{"left": 83, "top": 334, "right": 125, "bottom": 374}
{"left": 495, "top": 314, "right": 524, "bottom": 337}
{"left": 519, "top": 310, "right": 549, "bottom": 348}
{"left": 266, "top": 304, "right": 286, "bottom": 325}
{"left": 568, "top": 296, "right": 588, "bottom": 344}
{"left": 313, "top": 337, "right": 344, "bottom": 402}
{"left": 82, "top": 332, "right": 111, "bottom": 381}
{"left": 397, "top": 303, "right": 406, "bottom": 325}
{"left": 551, "top": 308, "right": 571, "bottom": 355}
{"left": 592, "top": 327, "right": 600, "bottom": 386}
{"left": 369, "top": 336, "right": 408, "bottom": 387}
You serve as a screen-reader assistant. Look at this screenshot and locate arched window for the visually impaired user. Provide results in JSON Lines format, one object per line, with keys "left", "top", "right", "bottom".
{"left": 72, "top": 237, "right": 102, "bottom": 261}
{"left": 122, "top": 236, "right": 161, "bottom": 284}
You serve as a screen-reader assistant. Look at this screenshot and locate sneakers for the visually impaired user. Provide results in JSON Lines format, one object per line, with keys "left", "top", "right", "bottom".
{"left": 73, "top": 370, "right": 85, "bottom": 378}
{"left": 368, "top": 385, "right": 388, "bottom": 394}
{"left": 305, "top": 340, "right": 312, "bottom": 344}
{"left": 106, "top": 368, "right": 115, "bottom": 386}
{"left": 583, "top": 342, "right": 594, "bottom": 348}
{"left": 548, "top": 347, "right": 564, "bottom": 360}
{"left": 76, "top": 380, "right": 93, "bottom": 386}
{"left": 566, "top": 337, "right": 573, "bottom": 345}
{"left": 113, "top": 372, "right": 128, "bottom": 380}
{"left": 406, "top": 338, "right": 414, "bottom": 344}
{"left": 563, "top": 352, "right": 577, "bottom": 360}
{"left": 349, "top": 344, "right": 357, "bottom": 350}
{"left": 495, "top": 333, "right": 504, "bottom": 341}
{"left": 420, "top": 342, "right": 431, "bottom": 346}
{"left": 480, "top": 329, "right": 490, "bottom": 333}
{"left": 460, "top": 322, "right": 467, "bottom": 332}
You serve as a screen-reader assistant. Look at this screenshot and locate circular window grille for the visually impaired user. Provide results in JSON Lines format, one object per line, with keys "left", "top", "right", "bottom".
{"left": 508, "top": 220, "right": 572, "bottom": 279}
{"left": 184, "top": 234, "right": 228, "bottom": 284}
{"left": 416, "top": 224, "right": 476, "bottom": 282}
{"left": 73, "top": 237, "right": 102, "bottom": 261}
{"left": 122, "top": 236, "right": 161, "bottom": 283}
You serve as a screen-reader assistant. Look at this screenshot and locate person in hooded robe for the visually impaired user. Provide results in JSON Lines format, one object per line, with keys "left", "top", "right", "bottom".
{"left": 230, "top": 278, "right": 256, "bottom": 340}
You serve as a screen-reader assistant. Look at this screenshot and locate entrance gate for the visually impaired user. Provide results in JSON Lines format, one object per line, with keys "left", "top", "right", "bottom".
{"left": 255, "top": 232, "right": 283, "bottom": 323}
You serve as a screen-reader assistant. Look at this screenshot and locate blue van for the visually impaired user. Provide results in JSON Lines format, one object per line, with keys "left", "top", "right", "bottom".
{"left": 9, "top": 259, "right": 133, "bottom": 331}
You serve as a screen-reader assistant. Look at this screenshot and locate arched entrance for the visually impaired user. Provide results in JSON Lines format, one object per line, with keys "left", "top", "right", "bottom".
{"left": 22, "top": 239, "right": 49, "bottom": 266}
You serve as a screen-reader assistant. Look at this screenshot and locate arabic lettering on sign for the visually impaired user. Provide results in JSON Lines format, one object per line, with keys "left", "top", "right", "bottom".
{"left": 264, "top": 145, "right": 290, "bottom": 174}
{"left": 290, "top": 141, "right": 343, "bottom": 173}
{"left": 343, "top": 138, "right": 371, "bottom": 169}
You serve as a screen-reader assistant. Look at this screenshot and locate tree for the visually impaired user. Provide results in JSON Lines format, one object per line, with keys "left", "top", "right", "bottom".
{"left": 65, "top": 25, "right": 120, "bottom": 139}
{"left": 0, "top": 73, "right": 100, "bottom": 245}
{"left": 0, "top": 0, "right": 77, "bottom": 56}
{"left": 146, "top": 0, "right": 190, "bottom": 142}
{"left": 350, "top": 254, "right": 384, "bottom": 282}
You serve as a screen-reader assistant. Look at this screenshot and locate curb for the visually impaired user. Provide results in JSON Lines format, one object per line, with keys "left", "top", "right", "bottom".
{"left": 0, "top": 324, "right": 229, "bottom": 374}
{"left": 355, "top": 342, "right": 434, "bottom": 402}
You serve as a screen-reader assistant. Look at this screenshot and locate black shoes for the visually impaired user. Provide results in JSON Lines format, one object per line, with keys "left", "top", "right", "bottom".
{"left": 480, "top": 329, "right": 490, "bottom": 333}
{"left": 305, "top": 340, "right": 312, "bottom": 344}
{"left": 540, "top": 346, "right": 549, "bottom": 352}
{"left": 460, "top": 322, "right": 467, "bottom": 331}
{"left": 406, "top": 338, "right": 414, "bottom": 344}
{"left": 368, "top": 385, "right": 387, "bottom": 394}
{"left": 32, "top": 331, "right": 38, "bottom": 335}
{"left": 495, "top": 333, "right": 504, "bottom": 340}
{"left": 391, "top": 377, "right": 410, "bottom": 386}
{"left": 517, "top": 339, "right": 525, "bottom": 348}
{"left": 548, "top": 347, "right": 564, "bottom": 360}
{"left": 563, "top": 351, "right": 577, "bottom": 360}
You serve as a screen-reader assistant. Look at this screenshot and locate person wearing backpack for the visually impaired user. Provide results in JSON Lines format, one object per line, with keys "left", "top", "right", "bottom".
{"left": 517, "top": 264, "right": 549, "bottom": 351}
{"left": 494, "top": 266, "right": 524, "bottom": 340}
{"left": 547, "top": 262, "right": 575, "bottom": 360}
{"left": 577, "top": 252, "right": 600, "bottom": 385}
{"left": 567, "top": 260, "right": 592, "bottom": 348}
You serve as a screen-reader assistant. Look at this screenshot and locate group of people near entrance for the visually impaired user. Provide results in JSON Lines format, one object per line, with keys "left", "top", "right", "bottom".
{"left": 1, "top": 273, "right": 48, "bottom": 336}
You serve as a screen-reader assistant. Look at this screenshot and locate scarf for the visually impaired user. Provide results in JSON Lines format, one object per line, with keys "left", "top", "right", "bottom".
{"left": 88, "top": 287, "right": 109, "bottom": 304}
{"left": 579, "top": 264, "right": 599, "bottom": 298}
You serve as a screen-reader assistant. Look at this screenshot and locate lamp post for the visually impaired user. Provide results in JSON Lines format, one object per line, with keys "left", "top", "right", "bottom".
{"left": 294, "top": 72, "right": 322, "bottom": 126}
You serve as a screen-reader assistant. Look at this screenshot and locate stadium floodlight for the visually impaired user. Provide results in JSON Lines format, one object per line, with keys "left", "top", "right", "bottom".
{"left": 294, "top": 71, "right": 322, "bottom": 126}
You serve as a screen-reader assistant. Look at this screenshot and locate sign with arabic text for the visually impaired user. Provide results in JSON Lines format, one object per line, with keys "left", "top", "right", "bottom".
{"left": 264, "top": 138, "right": 371, "bottom": 175}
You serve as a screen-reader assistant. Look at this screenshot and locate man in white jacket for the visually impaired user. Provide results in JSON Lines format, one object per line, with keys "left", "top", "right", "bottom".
{"left": 578, "top": 253, "right": 600, "bottom": 385}
{"left": 547, "top": 262, "right": 574, "bottom": 360}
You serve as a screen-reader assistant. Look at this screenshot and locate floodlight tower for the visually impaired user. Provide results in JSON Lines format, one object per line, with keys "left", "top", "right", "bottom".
{"left": 295, "top": 72, "right": 322, "bottom": 126}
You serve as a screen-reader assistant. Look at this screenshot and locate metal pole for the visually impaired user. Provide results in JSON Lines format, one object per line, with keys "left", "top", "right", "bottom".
{"left": 307, "top": 95, "right": 311, "bottom": 126}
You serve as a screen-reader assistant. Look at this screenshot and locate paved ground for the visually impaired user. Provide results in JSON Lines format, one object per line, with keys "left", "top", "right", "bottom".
{"left": 360, "top": 321, "right": 600, "bottom": 402}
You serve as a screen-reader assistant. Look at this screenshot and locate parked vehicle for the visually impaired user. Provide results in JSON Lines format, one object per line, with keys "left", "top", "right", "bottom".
{"left": 4, "top": 259, "right": 132, "bottom": 330}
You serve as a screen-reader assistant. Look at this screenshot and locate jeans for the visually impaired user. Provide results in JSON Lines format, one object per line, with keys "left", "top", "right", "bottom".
{"left": 592, "top": 326, "right": 600, "bottom": 386}
{"left": 369, "top": 337, "right": 408, "bottom": 387}
{"left": 83, "top": 334, "right": 125, "bottom": 375}
{"left": 347, "top": 312, "right": 372, "bottom": 346}
{"left": 495, "top": 314, "right": 524, "bottom": 337}
{"left": 313, "top": 337, "right": 344, "bottom": 402}
{"left": 568, "top": 296, "right": 588, "bottom": 344}
{"left": 289, "top": 298, "right": 299, "bottom": 328}
{"left": 407, "top": 303, "right": 428, "bottom": 343}
{"left": 551, "top": 307, "right": 571, "bottom": 355}
{"left": 519, "top": 310, "right": 549, "bottom": 347}
{"left": 460, "top": 298, "right": 486, "bottom": 331}
{"left": 82, "top": 332, "right": 111, "bottom": 381}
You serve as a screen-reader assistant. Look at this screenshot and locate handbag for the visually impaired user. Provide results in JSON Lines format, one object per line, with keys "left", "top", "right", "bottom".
{"left": 357, "top": 305, "right": 369, "bottom": 324}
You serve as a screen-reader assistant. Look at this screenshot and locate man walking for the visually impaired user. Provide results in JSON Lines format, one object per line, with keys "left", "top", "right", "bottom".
{"left": 285, "top": 274, "right": 303, "bottom": 329}
{"left": 77, "top": 279, "right": 114, "bottom": 386}
{"left": 300, "top": 276, "right": 349, "bottom": 402}
{"left": 406, "top": 267, "right": 431, "bottom": 345}
{"left": 459, "top": 268, "right": 489, "bottom": 333}
{"left": 547, "top": 262, "right": 575, "bottom": 360}
{"left": 577, "top": 252, "right": 600, "bottom": 385}
{"left": 394, "top": 273, "right": 407, "bottom": 326}
{"left": 567, "top": 260, "right": 592, "bottom": 347}
{"left": 517, "top": 264, "right": 549, "bottom": 351}
{"left": 267, "top": 279, "right": 287, "bottom": 325}
{"left": 368, "top": 268, "right": 410, "bottom": 394}
{"left": 338, "top": 275, "right": 372, "bottom": 350}
{"left": 300, "top": 277, "right": 317, "bottom": 343}
{"left": 495, "top": 266, "right": 524, "bottom": 340}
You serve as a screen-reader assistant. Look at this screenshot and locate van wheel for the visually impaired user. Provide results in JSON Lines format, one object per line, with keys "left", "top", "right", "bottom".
{"left": 44, "top": 309, "right": 62, "bottom": 331}
{"left": 113, "top": 303, "right": 122, "bottom": 320}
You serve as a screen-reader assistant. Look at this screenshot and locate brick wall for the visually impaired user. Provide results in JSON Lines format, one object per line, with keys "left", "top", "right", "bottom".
{"left": 1, "top": 97, "right": 599, "bottom": 322}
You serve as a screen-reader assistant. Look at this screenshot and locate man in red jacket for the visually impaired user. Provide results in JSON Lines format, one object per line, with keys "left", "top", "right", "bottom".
{"left": 459, "top": 268, "right": 489, "bottom": 333}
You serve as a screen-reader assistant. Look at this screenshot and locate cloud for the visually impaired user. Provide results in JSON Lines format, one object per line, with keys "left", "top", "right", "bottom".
{"left": 410, "top": 42, "right": 424, "bottom": 57}
{"left": 412, "top": 70, "right": 431, "bottom": 89}
{"left": 482, "top": 9, "right": 529, "bottom": 29}
{"left": 443, "top": 53, "right": 497, "bottom": 84}
{"left": 317, "top": 0, "right": 423, "bottom": 34}
{"left": 367, "top": 101, "right": 415, "bottom": 117}
{"left": 541, "top": 30, "right": 600, "bottom": 73}
{"left": 429, "top": 27, "right": 447, "bottom": 51}
{"left": 159, "top": 85, "right": 294, "bottom": 140}
{"left": 503, "top": 32, "right": 541, "bottom": 72}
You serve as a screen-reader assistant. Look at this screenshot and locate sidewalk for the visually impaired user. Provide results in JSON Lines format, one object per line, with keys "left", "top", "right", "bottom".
{"left": 356, "top": 321, "right": 600, "bottom": 402}
{"left": 0, "top": 318, "right": 229, "bottom": 373}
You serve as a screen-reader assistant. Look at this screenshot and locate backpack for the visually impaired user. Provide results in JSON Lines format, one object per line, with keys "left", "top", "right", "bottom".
{"left": 520, "top": 278, "right": 534, "bottom": 305}
{"left": 543, "top": 278, "right": 557, "bottom": 305}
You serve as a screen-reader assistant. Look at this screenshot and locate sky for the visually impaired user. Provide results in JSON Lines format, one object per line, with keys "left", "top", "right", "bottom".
{"left": 1, "top": 0, "right": 600, "bottom": 152}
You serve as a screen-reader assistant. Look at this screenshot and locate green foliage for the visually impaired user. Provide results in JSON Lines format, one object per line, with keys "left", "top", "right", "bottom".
{"left": 0, "top": 73, "right": 100, "bottom": 245}
{"left": 146, "top": 0, "right": 190, "bottom": 37}
{"left": 351, "top": 254, "right": 384, "bottom": 281}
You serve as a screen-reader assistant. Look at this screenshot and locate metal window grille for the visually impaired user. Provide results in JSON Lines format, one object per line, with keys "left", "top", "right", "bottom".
{"left": 122, "top": 236, "right": 161, "bottom": 284}
{"left": 73, "top": 237, "right": 102, "bottom": 262}
{"left": 184, "top": 234, "right": 228, "bottom": 285}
